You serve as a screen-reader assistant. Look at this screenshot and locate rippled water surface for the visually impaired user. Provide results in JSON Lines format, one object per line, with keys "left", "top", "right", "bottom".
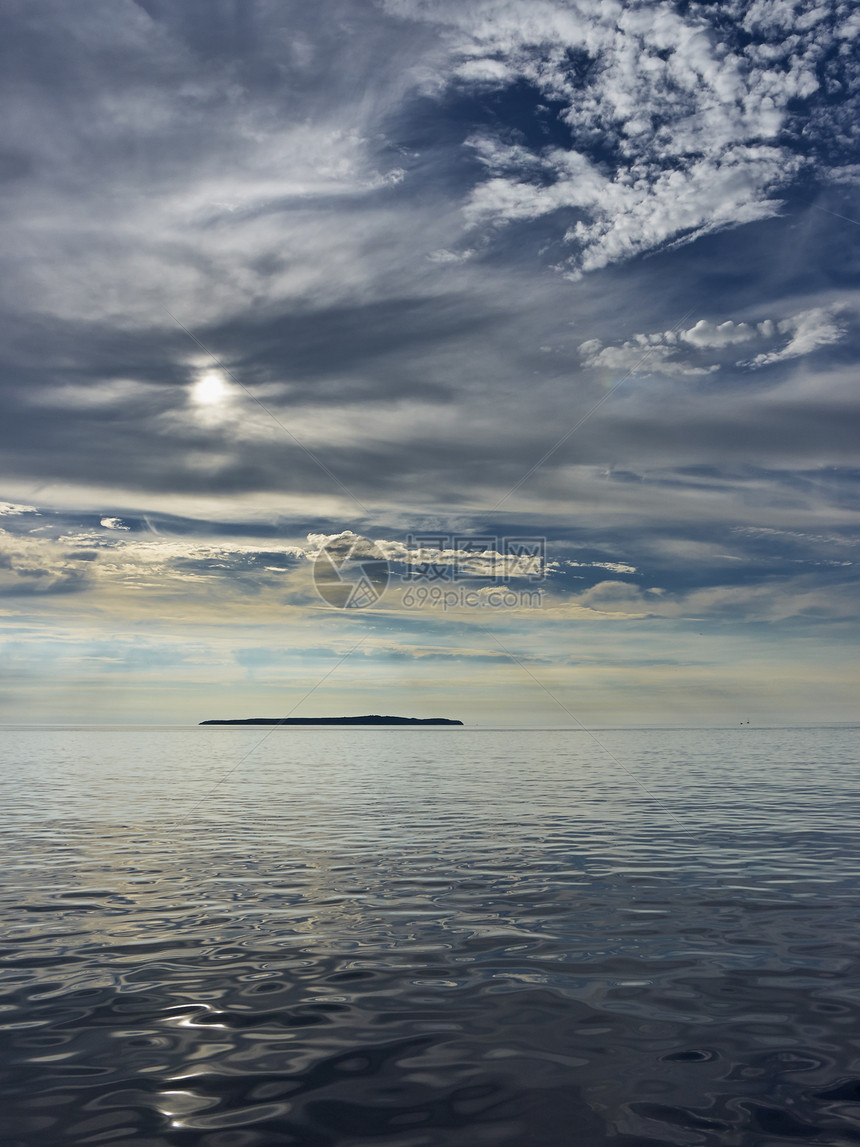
{"left": 1, "top": 726, "right": 859, "bottom": 1146}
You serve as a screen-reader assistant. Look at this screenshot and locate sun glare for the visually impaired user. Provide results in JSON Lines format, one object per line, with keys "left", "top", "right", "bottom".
{"left": 192, "top": 372, "right": 231, "bottom": 406}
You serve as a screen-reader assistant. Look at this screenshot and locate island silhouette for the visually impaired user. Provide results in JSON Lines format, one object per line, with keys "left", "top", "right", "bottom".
{"left": 200, "top": 715, "right": 463, "bottom": 726}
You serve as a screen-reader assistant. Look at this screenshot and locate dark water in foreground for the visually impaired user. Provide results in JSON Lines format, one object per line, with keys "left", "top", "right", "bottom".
{"left": 1, "top": 726, "right": 859, "bottom": 1146}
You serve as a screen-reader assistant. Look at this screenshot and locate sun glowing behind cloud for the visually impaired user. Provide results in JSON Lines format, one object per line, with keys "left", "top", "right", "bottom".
{"left": 191, "top": 372, "right": 232, "bottom": 407}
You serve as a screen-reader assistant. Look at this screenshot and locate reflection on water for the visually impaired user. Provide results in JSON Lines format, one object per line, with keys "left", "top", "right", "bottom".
{"left": 1, "top": 727, "right": 859, "bottom": 1145}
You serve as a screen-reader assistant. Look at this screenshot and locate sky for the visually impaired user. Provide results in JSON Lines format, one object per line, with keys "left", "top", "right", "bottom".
{"left": 1, "top": 0, "right": 858, "bottom": 725}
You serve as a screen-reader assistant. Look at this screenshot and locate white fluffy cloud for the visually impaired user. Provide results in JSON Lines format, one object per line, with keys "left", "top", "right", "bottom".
{"left": 578, "top": 335, "right": 719, "bottom": 377}
{"left": 747, "top": 307, "right": 847, "bottom": 367}
{"left": 308, "top": 531, "right": 548, "bottom": 579}
{"left": 681, "top": 320, "right": 758, "bottom": 349}
{"left": 579, "top": 307, "right": 846, "bottom": 375}
{"left": 0, "top": 503, "right": 38, "bottom": 516}
{"left": 567, "top": 559, "right": 637, "bottom": 574}
{"left": 389, "top": 0, "right": 853, "bottom": 273}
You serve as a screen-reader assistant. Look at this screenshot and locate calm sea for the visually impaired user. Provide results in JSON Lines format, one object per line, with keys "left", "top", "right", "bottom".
{"left": 1, "top": 726, "right": 859, "bottom": 1146}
